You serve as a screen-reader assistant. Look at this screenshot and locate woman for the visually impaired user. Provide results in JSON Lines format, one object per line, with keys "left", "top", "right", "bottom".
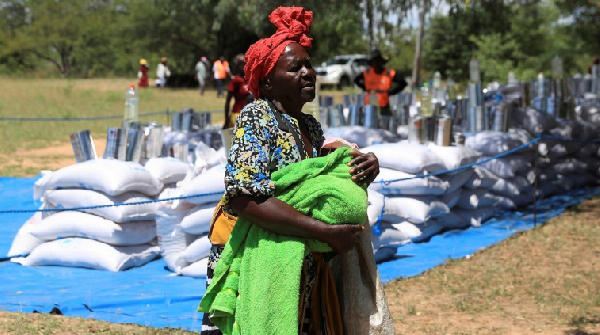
{"left": 138, "top": 59, "right": 149, "bottom": 88}
{"left": 223, "top": 54, "right": 253, "bottom": 129}
{"left": 200, "top": 6, "right": 379, "bottom": 335}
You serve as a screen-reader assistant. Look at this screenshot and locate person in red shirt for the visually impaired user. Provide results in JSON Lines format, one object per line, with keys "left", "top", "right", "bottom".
{"left": 137, "top": 59, "right": 149, "bottom": 88}
{"left": 224, "top": 54, "right": 254, "bottom": 128}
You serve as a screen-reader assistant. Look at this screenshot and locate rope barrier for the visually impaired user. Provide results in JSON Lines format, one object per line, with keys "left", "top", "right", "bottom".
{"left": 0, "top": 133, "right": 593, "bottom": 215}
{"left": 0, "top": 191, "right": 224, "bottom": 214}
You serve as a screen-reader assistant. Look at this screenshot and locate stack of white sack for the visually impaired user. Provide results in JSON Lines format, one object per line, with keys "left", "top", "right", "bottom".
{"left": 324, "top": 126, "right": 400, "bottom": 149}
{"left": 10, "top": 160, "right": 163, "bottom": 271}
{"left": 364, "top": 142, "right": 480, "bottom": 259}
{"left": 156, "top": 164, "right": 226, "bottom": 278}
{"left": 462, "top": 131, "right": 533, "bottom": 222}
{"left": 535, "top": 120, "right": 600, "bottom": 198}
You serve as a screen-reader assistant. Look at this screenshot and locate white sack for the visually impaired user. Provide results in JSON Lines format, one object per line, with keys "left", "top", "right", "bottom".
{"left": 369, "top": 168, "right": 448, "bottom": 196}
{"left": 44, "top": 189, "right": 156, "bottom": 223}
{"left": 490, "top": 175, "right": 531, "bottom": 197}
{"left": 362, "top": 143, "right": 446, "bottom": 174}
{"left": 456, "top": 190, "right": 516, "bottom": 210}
{"left": 409, "top": 220, "right": 445, "bottom": 243}
{"left": 29, "top": 211, "right": 156, "bottom": 246}
{"left": 324, "top": 126, "right": 399, "bottom": 149}
{"left": 510, "top": 107, "right": 558, "bottom": 135}
{"left": 156, "top": 193, "right": 197, "bottom": 273}
{"left": 477, "top": 155, "right": 531, "bottom": 178}
{"left": 441, "top": 170, "right": 474, "bottom": 194}
{"left": 383, "top": 196, "right": 449, "bottom": 224}
{"left": 454, "top": 208, "right": 499, "bottom": 228}
{"left": 180, "top": 164, "right": 226, "bottom": 205}
{"left": 14, "top": 238, "right": 159, "bottom": 271}
{"left": 552, "top": 158, "right": 588, "bottom": 175}
{"left": 465, "top": 131, "right": 529, "bottom": 156}
{"left": 144, "top": 157, "right": 191, "bottom": 184}
{"left": 442, "top": 188, "right": 462, "bottom": 209}
{"left": 426, "top": 144, "right": 480, "bottom": 171}
{"left": 371, "top": 222, "right": 419, "bottom": 251}
{"left": 7, "top": 211, "right": 44, "bottom": 258}
{"left": 34, "top": 159, "right": 162, "bottom": 198}
{"left": 463, "top": 167, "right": 498, "bottom": 190}
{"left": 367, "top": 190, "right": 385, "bottom": 227}
{"left": 180, "top": 204, "right": 217, "bottom": 235}
{"left": 179, "top": 235, "right": 211, "bottom": 263}
{"left": 180, "top": 257, "right": 209, "bottom": 278}
{"left": 438, "top": 212, "right": 469, "bottom": 230}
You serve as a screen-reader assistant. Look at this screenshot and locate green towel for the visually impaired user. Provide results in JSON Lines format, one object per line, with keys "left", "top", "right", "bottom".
{"left": 198, "top": 147, "right": 367, "bottom": 335}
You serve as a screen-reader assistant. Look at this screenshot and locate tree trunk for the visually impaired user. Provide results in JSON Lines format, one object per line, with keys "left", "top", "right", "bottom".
{"left": 411, "top": 0, "right": 428, "bottom": 88}
{"left": 365, "top": 0, "right": 375, "bottom": 50}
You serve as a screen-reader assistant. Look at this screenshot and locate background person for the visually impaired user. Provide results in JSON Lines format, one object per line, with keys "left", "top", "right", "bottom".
{"left": 155, "top": 57, "right": 171, "bottom": 88}
{"left": 195, "top": 56, "right": 209, "bottom": 95}
{"left": 199, "top": 6, "right": 380, "bottom": 334}
{"left": 354, "top": 49, "right": 407, "bottom": 116}
{"left": 223, "top": 54, "right": 253, "bottom": 128}
{"left": 213, "top": 56, "right": 230, "bottom": 97}
{"left": 137, "top": 59, "right": 149, "bottom": 88}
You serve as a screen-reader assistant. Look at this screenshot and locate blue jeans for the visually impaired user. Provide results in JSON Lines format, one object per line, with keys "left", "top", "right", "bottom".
{"left": 216, "top": 79, "right": 225, "bottom": 97}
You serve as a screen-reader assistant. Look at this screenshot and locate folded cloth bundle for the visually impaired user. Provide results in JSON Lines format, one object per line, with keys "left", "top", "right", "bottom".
{"left": 198, "top": 147, "right": 368, "bottom": 335}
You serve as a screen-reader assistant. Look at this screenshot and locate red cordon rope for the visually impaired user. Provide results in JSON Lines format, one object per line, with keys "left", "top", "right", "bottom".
{"left": 244, "top": 6, "right": 313, "bottom": 98}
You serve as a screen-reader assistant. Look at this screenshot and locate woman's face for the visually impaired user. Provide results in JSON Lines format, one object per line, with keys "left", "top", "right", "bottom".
{"left": 265, "top": 43, "right": 316, "bottom": 105}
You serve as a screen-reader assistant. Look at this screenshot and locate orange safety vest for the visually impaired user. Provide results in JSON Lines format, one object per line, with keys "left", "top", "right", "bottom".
{"left": 215, "top": 60, "right": 229, "bottom": 80}
{"left": 363, "top": 67, "right": 396, "bottom": 107}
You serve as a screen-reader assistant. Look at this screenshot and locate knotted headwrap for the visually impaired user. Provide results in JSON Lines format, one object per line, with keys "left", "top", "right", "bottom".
{"left": 244, "top": 6, "right": 313, "bottom": 98}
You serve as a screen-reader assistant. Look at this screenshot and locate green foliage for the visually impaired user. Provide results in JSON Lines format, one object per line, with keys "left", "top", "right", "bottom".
{"left": 0, "top": 0, "right": 599, "bottom": 83}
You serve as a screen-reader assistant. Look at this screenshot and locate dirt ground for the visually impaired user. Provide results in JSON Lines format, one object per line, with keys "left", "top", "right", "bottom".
{"left": 0, "top": 139, "right": 107, "bottom": 176}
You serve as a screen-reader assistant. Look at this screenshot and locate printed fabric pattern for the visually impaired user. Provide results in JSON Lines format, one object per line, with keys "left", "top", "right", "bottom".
{"left": 222, "top": 98, "right": 324, "bottom": 214}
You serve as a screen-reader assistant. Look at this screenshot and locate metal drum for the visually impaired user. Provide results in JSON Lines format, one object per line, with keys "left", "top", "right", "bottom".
{"left": 363, "top": 105, "right": 378, "bottom": 129}
{"left": 491, "top": 103, "right": 510, "bottom": 132}
{"left": 342, "top": 94, "right": 352, "bottom": 108}
{"left": 143, "top": 125, "right": 165, "bottom": 159}
{"left": 322, "top": 95, "right": 334, "bottom": 108}
{"left": 348, "top": 105, "right": 362, "bottom": 126}
{"left": 327, "top": 104, "right": 345, "bottom": 128}
{"left": 171, "top": 112, "right": 183, "bottom": 131}
{"left": 355, "top": 93, "right": 366, "bottom": 106}
{"left": 70, "top": 130, "right": 97, "bottom": 163}
{"left": 434, "top": 117, "right": 453, "bottom": 146}
{"left": 408, "top": 116, "right": 427, "bottom": 144}
{"left": 104, "top": 127, "right": 121, "bottom": 159}
{"left": 125, "top": 128, "right": 144, "bottom": 163}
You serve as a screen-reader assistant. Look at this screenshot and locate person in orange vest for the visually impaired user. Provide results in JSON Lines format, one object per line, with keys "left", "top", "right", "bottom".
{"left": 213, "top": 56, "right": 231, "bottom": 98}
{"left": 354, "top": 49, "right": 407, "bottom": 116}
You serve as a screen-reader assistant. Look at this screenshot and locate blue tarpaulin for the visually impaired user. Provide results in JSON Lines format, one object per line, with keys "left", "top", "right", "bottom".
{"left": 1, "top": 176, "right": 597, "bottom": 331}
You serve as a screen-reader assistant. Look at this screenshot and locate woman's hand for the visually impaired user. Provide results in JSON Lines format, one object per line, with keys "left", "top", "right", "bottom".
{"left": 322, "top": 224, "right": 364, "bottom": 255}
{"left": 348, "top": 150, "right": 380, "bottom": 186}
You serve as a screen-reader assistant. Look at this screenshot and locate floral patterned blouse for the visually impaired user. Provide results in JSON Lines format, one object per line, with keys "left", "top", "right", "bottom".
{"left": 223, "top": 98, "right": 324, "bottom": 214}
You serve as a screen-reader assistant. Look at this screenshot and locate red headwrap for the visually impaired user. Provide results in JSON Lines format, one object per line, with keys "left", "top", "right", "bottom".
{"left": 244, "top": 7, "right": 313, "bottom": 99}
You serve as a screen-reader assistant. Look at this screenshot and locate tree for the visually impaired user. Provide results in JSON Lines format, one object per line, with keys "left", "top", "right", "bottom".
{"left": 0, "top": 0, "right": 126, "bottom": 76}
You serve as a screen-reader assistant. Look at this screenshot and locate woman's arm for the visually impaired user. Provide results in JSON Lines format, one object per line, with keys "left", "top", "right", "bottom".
{"left": 230, "top": 195, "right": 363, "bottom": 255}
